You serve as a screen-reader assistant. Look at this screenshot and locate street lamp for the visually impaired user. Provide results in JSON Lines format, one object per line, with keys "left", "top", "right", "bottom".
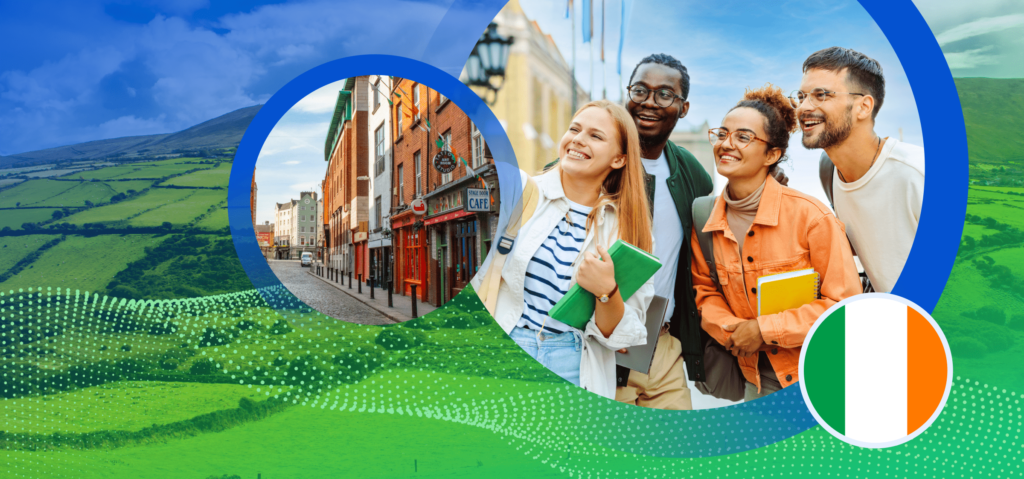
{"left": 465, "top": 22, "right": 513, "bottom": 105}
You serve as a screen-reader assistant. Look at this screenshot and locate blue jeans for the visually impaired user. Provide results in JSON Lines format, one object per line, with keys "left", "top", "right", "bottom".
{"left": 510, "top": 327, "right": 582, "bottom": 387}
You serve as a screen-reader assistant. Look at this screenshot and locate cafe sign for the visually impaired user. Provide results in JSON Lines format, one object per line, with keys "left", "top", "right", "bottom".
{"left": 433, "top": 150, "right": 457, "bottom": 173}
{"left": 466, "top": 188, "right": 490, "bottom": 212}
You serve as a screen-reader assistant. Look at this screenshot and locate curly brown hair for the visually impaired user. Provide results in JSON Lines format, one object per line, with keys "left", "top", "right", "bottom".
{"left": 729, "top": 83, "right": 796, "bottom": 173}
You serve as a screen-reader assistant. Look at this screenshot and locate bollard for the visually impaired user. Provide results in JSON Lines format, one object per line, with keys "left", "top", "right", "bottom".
{"left": 410, "top": 284, "right": 418, "bottom": 317}
{"left": 370, "top": 273, "right": 375, "bottom": 299}
{"left": 349, "top": 271, "right": 352, "bottom": 289}
{"left": 358, "top": 274, "right": 362, "bottom": 294}
{"left": 387, "top": 280, "right": 393, "bottom": 307}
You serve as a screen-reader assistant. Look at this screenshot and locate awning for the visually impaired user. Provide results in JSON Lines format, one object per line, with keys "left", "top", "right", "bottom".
{"left": 424, "top": 208, "right": 475, "bottom": 226}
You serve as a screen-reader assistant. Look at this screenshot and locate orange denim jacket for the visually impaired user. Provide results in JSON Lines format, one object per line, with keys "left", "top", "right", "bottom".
{"left": 690, "top": 175, "right": 861, "bottom": 392}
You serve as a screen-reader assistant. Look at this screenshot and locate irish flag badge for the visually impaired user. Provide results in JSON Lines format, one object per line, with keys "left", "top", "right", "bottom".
{"left": 800, "top": 293, "right": 953, "bottom": 448}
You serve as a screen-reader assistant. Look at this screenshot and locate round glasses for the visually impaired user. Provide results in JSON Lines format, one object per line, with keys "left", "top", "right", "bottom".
{"left": 627, "top": 84, "right": 684, "bottom": 108}
{"left": 708, "top": 128, "right": 773, "bottom": 149}
{"left": 788, "top": 89, "right": 865, "bottom": 108}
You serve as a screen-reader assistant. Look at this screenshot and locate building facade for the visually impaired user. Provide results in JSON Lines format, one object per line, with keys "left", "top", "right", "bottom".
{"left": 255, "top": 221, "right": 274, "bottom": 258}
{"left": 470, "top": 0, "right": 589, "bottom": 176}
{"left": 367, "top": 75, "right": 393, "bottom": 288}
{"left": 325, "top": 78, "right": 371, "bottom": 282}
{"left": 273, "top": 192, "right": 318, "bottom": 259}
{"left": 391, "top": 80, "right": 499, "bottom": 307}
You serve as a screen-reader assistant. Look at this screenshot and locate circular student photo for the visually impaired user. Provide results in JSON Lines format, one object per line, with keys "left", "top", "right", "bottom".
{"left": 466, "top": 0, "right": 925, "bottom": 410}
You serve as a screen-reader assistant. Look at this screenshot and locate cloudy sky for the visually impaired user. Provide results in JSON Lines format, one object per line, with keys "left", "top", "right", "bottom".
{"left": 913, "top": 0, "right": 1024, "bottom": 77}
{"left": 0, "top": 0, "right": 456, "bottom": 157}
{"left": 253, "top": 80, "right": 344, "bottom": 225}
{"left": 519, "top": 0, "right": 923, "bottom": 204}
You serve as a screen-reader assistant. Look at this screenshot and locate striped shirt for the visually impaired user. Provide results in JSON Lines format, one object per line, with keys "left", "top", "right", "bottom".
{"left": 517, "top": 201, "right": 593, "bottom": 333}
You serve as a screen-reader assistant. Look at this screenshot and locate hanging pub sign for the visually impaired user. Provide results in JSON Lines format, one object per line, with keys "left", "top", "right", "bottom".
{"left": 433, "top": 150, "right": 457, "bottom": 173}
{"left": 411, "top": 198, "right": 427, "bottom": 215}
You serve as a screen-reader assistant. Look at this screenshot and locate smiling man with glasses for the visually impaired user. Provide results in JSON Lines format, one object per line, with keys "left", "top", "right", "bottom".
{"left": 607, "top": 53, "right": 713, "bottom": 411}
{"left": 795, "top": 46, "right": 925, "bottom": 293}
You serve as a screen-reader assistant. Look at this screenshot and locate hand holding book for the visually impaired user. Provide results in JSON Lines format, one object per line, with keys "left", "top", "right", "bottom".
{"left": 576, "top": 243, "right": 617, "bottom": 299}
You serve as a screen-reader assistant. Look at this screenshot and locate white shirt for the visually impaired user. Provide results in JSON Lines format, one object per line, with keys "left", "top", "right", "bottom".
{"left": 516, "top": 201, "right": 593, "bottom": 333}
{"left": 642, "top": 151, "right": 684, "bottom": 323}
{"left": 833, "top": 137, "right": 924, "bottom": 293}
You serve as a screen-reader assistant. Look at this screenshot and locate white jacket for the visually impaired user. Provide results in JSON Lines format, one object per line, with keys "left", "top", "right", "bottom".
{"left": 472, "top": 168, "right": 652, "bottom": 399}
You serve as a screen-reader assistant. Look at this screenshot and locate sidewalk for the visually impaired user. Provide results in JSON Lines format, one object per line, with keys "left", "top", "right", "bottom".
{"left": 306, "top": 263, "right": 437, "bottom": 323}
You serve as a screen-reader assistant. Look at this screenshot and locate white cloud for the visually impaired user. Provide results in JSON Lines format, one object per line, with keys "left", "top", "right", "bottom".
{"left": 290, "top": 80, "right": 346, "bottom": 114}
{"left": 943, "top": 46, "right": 1001, "bottom": 69}
{"left": 96, "top": 114, "right": 170, "bottom": 138}
{"left": 283, "top": 160, "right": 301, "bottom": 165}
{"left": 935, "top": 13, "right": 1024, "bottom": 45}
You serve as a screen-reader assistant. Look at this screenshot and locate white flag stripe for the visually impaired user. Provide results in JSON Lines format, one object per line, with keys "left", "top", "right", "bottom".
{"left": 845, "top": 299, "right": 907, "bottom": 442}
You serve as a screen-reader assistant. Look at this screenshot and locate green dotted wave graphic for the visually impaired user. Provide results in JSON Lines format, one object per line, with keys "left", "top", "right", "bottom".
{"left": 1, "top": 286, "right": 1021, "bottom": 478}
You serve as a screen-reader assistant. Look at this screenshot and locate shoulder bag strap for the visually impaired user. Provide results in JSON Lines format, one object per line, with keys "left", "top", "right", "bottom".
{"left": 477, "top": 176, "right": 539, "bottom": 314}
{"left": 819, "top": 152, "right": 836, "bottom": 210}
{"left": 690, "top": 195, "right": 721, "bottom": 294}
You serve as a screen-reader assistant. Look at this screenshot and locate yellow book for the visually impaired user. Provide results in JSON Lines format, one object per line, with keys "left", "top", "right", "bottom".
{"left": 757, "top": 268, "right": 820, "bottom": 316}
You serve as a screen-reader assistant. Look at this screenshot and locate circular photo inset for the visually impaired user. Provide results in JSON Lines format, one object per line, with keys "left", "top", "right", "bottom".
{"left": 253, "top": 75, "right": 501, "bottom": 325}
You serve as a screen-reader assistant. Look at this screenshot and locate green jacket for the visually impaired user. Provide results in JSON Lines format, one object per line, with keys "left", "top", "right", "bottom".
{"left": 546, "top": 141, "right": 714, "bottom": 383}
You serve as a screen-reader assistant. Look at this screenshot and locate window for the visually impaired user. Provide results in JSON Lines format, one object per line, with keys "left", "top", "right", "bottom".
{"left": 300, "top": 227, "right": 305, "bottom": 233}
{"left": 398, "top": 164, "right": 404, "bottom": 205}
{"left": 373, "top": 79, "right": 380, "bottom": 110}
{"left": 375, "top": 196, "right": 382, "bottom": 230}
{"left": 414, "top": 151, "right": 422, "bottom": 197}
{"left": 471, "top": 122, "right": 486, "bottom": 168}
{"left": 397, "top": 98, "right": 403, "bottom": 133}
{"left": 375, "top": 123, "right": 385, "bottom": 176}
{"left": 413, "top": 83, "right": 421, "bottom": 122}
{"left": 442, "top": 130, "right": 453, "bottom": 184}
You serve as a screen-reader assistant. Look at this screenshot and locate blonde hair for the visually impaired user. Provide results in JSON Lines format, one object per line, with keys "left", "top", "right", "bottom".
{"left": 559, "top": 100, "right": 653, "bottom": 253}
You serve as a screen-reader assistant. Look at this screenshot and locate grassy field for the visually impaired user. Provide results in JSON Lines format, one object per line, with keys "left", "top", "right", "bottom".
{"left": 0, "top": 235, "right": 59, "bottom": 273}
{"left": 2, "top": 381, "right": 268, "bottom": 435}
{"left": 161, "top": 162, "right": 231, "bottom": 188}
{"left": 57, "top": 189, "right": 195, "bottom": 226}
{"left": 194, "top": 205, "right": 229, "bottom": 230}
{"left": 962, "top": 224, "right": 1000, "bottom": 241}
{"left": 0, "top": 180, "right": 80, "bottom": 208}
{"left": 0, "top": 208, "right": 63, "bottom": 230}
{"left": 0, "top": 235, "right": 157, "bottom": 293}
{"left": 5, "top": 371, "right": 564, "bottom": 479}
{"left": 128, "top": 189, "right": 226, "bottom": 227}
{"left": 75, "top": 163, "right": 212, "bottom": 180}
{"left": 0, "top": 179, "right": 154, "bottom": 209}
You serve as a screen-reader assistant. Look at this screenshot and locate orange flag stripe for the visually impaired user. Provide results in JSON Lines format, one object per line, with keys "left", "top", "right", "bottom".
{"left": 907, "top": 306, "right": 947, "bottom": 434}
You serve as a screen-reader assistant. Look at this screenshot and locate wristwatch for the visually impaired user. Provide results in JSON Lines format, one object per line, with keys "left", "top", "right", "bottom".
{"left": 598, "top": 284, "right": 619, "bottom": 303}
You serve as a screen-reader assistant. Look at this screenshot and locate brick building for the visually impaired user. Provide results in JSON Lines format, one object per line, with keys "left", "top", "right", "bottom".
{"left": 390, "top": 80, "right": 499, "bottom": 307}
{"left": 324, "top": 78, "right": 370, "bottom": 283}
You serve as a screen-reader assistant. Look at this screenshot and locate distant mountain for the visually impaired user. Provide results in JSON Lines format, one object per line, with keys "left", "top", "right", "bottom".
{"left": 0, "top": 104, "right": 262, "bottom": 168}
{"left": 955, "top": 78, "right": 1024, "bottom": 163}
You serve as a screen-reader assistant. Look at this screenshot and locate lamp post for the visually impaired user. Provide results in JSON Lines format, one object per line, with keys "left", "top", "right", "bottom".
{"left": 465, "top": 22, "right": 513, "bottom": 105}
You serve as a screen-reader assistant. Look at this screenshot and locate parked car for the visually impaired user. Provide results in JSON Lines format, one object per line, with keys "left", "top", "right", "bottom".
{"left": 301, "top": 252, "right": 313, "bottom": 267}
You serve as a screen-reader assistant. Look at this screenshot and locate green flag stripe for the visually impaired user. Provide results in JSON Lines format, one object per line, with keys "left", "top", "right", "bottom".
{"left": 805, "top": 305, "right": 845, "bottom": 435}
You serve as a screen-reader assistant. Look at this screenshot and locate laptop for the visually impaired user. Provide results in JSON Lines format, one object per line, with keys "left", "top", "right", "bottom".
{"left": 615, "top": 295, "right": 669, "bottom": 375}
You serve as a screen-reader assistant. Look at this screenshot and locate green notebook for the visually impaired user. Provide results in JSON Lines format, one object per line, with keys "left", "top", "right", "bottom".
{"left": 548, "top": 239, "right": 662, "bottom": 330}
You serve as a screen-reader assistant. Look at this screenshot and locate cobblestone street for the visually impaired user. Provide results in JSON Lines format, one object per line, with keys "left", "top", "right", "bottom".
{"left": 267, "top": 259, "right": 394, "bottom": 325}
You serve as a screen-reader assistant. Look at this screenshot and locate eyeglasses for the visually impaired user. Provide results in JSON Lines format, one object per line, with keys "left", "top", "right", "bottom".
{"left": 789, "top": 89, "right": 865, "bottom": 108}
{"left": 627, "top": 84, "right": 684, "bottom": 108}
{"left": 708, "top": 128, "right": 773, "bottom": 149}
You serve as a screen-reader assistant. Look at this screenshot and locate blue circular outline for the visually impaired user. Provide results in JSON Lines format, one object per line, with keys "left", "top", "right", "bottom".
{"left": 227, "top": 55, "right": 518, "bottom": 300}
{"left": 226, "top": 0, "right": 967, "bottom": 458}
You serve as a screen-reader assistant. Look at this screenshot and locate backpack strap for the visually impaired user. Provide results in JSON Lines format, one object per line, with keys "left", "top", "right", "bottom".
{"left": 690, "top": 195, "right": 721, "bottom": 294}
{"left": 819, "top": 152, "right": 836, "bottom": 210}
{"left": 476, "top": 176, "right": 539, "bottom": 314}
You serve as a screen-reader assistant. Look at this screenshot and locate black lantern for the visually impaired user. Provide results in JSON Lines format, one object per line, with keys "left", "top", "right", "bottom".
{"left": 465, "top": 22, "right": 513, "bottom": 105}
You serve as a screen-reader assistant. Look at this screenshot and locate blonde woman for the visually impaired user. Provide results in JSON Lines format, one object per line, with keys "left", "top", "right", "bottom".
{"left": 472, "top": 100, "right": 654, "bottom": 399}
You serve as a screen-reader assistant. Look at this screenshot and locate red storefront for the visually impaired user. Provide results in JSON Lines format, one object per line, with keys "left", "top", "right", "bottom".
{"left": 391, "top": 210, "right": 427, "bottom": 300}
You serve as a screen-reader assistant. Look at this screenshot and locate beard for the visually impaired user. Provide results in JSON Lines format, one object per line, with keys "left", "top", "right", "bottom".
{"left": 639, "top": 129, "right": 673, "bottom": 157}
{"left": 802, "top": 103, "right": 854, "bottom": 149}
